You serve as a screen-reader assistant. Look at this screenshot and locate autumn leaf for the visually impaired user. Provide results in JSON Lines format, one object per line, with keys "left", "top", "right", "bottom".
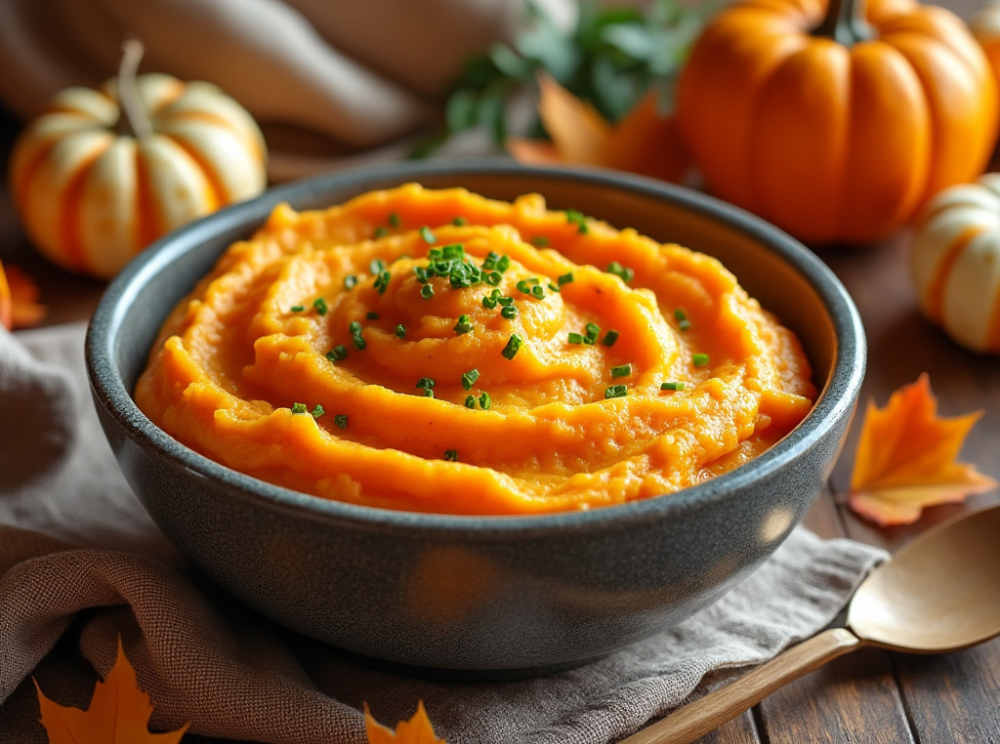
{"left": 35, "top": 637, "right": 189, "bottom": 744}
{"left": 507, "top": 74, "right": 690, "bottom": 183}
{"left": 365, "top": 701, "right": 447, "bottom": 744}
{"left": 848, "top": 374, "right": 997, "bottom": 526}
{"left": 0, "top": 258, "right": 46, "bottom": 330}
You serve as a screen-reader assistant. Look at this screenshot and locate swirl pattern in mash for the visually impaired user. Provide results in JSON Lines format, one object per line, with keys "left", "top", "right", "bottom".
{"left": 135, "top": 185, "right": 816, "bottom": 515}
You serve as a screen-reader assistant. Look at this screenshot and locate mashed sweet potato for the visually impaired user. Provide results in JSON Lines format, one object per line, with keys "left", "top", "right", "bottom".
{"left": 135, "top": 185, "right": 816, "bottom": 515}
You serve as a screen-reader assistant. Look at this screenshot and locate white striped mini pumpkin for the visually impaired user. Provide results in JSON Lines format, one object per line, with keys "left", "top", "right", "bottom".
{"left": 10, "top": 72, "right": 266, "bottom": 279}
{"left": 912, "top": 173, "right": 1000, "bottom": 354}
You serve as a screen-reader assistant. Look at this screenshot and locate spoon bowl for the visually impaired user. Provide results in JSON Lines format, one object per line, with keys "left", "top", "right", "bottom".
{"left": 622, "top": 503, "right": 1000, "bottom": 744}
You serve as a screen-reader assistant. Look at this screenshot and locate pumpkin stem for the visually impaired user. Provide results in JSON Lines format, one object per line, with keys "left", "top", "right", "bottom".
{"left": 117, "top": 37, "right": 153, "bottom": 140}
{"left": 812, "top": 0, "right": 872, "bottom": 46}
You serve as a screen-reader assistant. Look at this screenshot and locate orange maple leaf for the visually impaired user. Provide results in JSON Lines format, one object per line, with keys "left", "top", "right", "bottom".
{"left": 35, "top": 637, "right": 189, "bottom": 744}
{"left": 507, "top": 73, "right": 690, "bottom": 184}
{"left": 848, "top": 374, "right": 997, "bottom": 526}
{"left": 0, "top": 258, "right": 46, "bottom": 330}
{"left": 364, "top": 701, "right": 447, "bottom": 744}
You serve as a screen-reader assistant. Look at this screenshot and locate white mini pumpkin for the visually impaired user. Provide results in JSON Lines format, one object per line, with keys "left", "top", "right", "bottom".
{"left": 912, "top": 173, "right": 1000, "bottom": 354}
{"left": 9, "top": 43, "right": 266, "bottom": 279}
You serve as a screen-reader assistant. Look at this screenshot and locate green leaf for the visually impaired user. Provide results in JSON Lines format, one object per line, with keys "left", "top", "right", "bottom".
{"left": 447, "top": 89, "right": 479, "bottom": 133}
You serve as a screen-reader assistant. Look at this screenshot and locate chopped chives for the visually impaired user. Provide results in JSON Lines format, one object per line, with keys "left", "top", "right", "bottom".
{"left": 344, "top": 275, "right": 358, "bottom": 290}
{"left": 500, "top": 305, "right": 517, "bottom": 319}
{"left": 366, "top": 311, "right": 380, "bottom": 320}
{"left": 548, "top": 283, "right": 560, "bottom": 293}
{"left": 349, "top": 321, "right": 362, "bottom": 334}
{"left": 419, "top": 226, "right": 436, "bottom": 244}
{"left": 374, "top": 269, "right": 391, "bottom": 294}
{"left": 482, "top": 295, "right": 498, "bottom": 309}
{"left": 558, "top": 272, "right": 574, "bottom": 286}
{"left": 611, "top": 364, "right": 632, "bottom": 378}
{"left": 565, "top": 209, "right": 589, "bottom": 234}
{"left": 291, "top": 402, "right": 308, "bottom": 414}
{"left": 674, "top": 307, "right": 691, "bottom": 330}
{"left": 334, "top": 414, "right": 348, "bottom": 429}
{"left": 606, "top": 261, "right": 634, "bottom": 284}
{"left": 501, "top": 334, "right": 522, "bottom": 360}
{"left": 678, "top": 318, "right": 691, "bottom": 331}
{"left": 585, "top": 322, "right": 601, "bottom": 344}
{"left": 465, "top": 395, "right": 477, "bottom": 408}
{"left": 532, "top": 235, "right": 550, "bottom": 247}
{"left": 421, "top": 284, "right": 435, "bottom": 300}
{"left": 326, "top": 345, "right": 348, "bottom": 362}
{"left": 454, "top": 314, "right": 473, "bottom": 335}
{"left": 693, "top": 353, "right": 710, "bottom": 367}
{"left": 483, "top": 251, "right": 500, "bottom": 270}
{"left": 310, "top": 404, "right": 325, "bottom": 419}
{"left": 479, "top": 391, "right": 491, "bottom": 410}
{"left": 395, "top": 324, "right": 406, "bottom": 338}
{"left": 452, "top": 215, "right": 467, "bottom": 226}
{"left": 444, "top": 449, "right": 459, "bottom": 462}
{"left": 495, "top": 255, "right": 511, "bottom": 273}
{"left": 373, "top": 226, "right": 389, "bottom": 238}
{"left": 388, "top": 212, "right": 401, "bottom": 228}
{"left": 290, "top": 305, "right": 305, "bottom": 313}
{"left": 497, "top": 296, "right": 514, "bottom": 307}
{"left": 352, "top": 334, "right": 367, "bottom": 351}
{"left": 568, "top": 332, "right": 583, "bottom": 344}
{"left": 370, "top": 258, "right": 387, "bottom": 275}
{"left": 531, "top": 285, "right": 545, "bottom": 300}
{"left": 461, "top": 368, "right": 480, "bottom": 390}
{"left": 416, "top": 377, "right": 435, "bottom": 390}
{"left": 313, "top": 298, "right": 329, "bottom": 315}
{"left": 605, "top": 385, "right": 628, "bottom": 399}
{"left": 485, "top": 271, "right": 502, "bottom": 286}
{"left": 661, "top": 382, "right": 685, "bottom": 391}
{"left": 516, "top": 279, "right": 533, "bottom": 294}
{"left": 602, "top": 330, "right": 620, "bottom": 347}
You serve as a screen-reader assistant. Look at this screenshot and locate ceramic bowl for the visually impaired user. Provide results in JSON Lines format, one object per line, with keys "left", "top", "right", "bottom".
{"left": 86, "top": 161, "right": 865, "bottom": 678}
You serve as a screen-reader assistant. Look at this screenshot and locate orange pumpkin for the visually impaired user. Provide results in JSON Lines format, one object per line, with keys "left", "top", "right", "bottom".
{"left": 9, "top": 41, "right": 266, "bottom": 279}
{"left": 676, "top": 0, "right": 999, "bottom": 245}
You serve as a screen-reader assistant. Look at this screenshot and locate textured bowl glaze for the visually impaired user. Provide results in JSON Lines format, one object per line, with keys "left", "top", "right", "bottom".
{"left": 87, "top": 161, "right": 865, "bottom": 677}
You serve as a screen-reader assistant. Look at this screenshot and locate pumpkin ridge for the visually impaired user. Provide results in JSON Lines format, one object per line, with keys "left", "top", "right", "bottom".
{"left": 133, "top": 151, "right": 162, "bottom": 252}
{"left": 58, "top": 144, "right": 111, "bottom": 273}
{"left": 167, "top": 136, "right": 225, "bottom": 209}
{"left": 926, "top": 224, "right": 980, "bottom": 322}
{"left": 161, "top": 110, "right": 266, "bottom": 162}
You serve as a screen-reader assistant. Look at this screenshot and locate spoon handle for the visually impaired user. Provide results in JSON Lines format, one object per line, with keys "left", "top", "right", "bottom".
{"left": 619, "top": 627, "right": 863, "bottom": 744}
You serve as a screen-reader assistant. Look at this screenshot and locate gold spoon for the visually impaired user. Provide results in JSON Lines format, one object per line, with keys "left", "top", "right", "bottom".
{"left": 620, "top": 503, "right": 1000, "bottom": 744}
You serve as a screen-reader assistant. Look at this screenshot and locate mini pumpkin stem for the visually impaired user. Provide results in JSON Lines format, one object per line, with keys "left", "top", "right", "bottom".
{"left": 117, "top": 37, "right": 153, "bottom": 140}
{"left": 812, "top": 0, "right": 873, "bottom": 46}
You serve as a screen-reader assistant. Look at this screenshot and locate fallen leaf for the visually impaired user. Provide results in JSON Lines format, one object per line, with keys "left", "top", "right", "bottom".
{"left": 0, "top": 258, "right": 46, "bottom": 330}
{"left": 848, "top": 374, "right": 997, "bottom": 525}
{"left": 508, "top": 73, "right": 690, "bottom": 183}
{"left": 365, "top": 701, "right": 447, "bottom": 744}
{"left": 35, "top": 637, "right": 189, "bottom": 744}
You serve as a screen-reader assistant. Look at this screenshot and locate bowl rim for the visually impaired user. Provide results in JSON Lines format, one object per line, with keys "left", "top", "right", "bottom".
{"left": 86, "top": 159, "right": 866, "bottom": 538}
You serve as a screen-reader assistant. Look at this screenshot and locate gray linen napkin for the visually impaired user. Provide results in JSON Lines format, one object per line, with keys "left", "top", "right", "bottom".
{"left": 0, "top": 323, "right": 886, "bottom": 744}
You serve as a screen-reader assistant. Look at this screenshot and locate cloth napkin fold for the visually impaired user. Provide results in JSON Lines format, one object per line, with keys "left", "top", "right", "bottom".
{"left": 0, "top": 323, "right": 887, "bottom": 744}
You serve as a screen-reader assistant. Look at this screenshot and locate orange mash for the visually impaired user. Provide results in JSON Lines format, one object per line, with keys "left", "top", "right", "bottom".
{"left": 135, "top": 185, "right": 816, "bottom": 515}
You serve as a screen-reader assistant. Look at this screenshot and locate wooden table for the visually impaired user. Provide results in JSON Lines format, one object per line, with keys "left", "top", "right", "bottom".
{"left": 2, "top": 46, "right": 999, "bottom": 744}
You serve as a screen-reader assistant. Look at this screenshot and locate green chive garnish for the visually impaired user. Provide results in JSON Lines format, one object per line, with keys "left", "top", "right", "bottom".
{"left": 558, "top": 272, "right": 574, "bottom": 286}
{"left": 421, "top": 284, "right": 435, "bottom": 300}
{"left": 374, "top": 269, "right": 391, "bottom": 294}
{"left": 693, "top": 353, "right": 710, "bottom": 367}
{"left": 606, "top": 261, "right": 634, "bottom": 284}
{"left": 344, "top": 275, "right": 358, "bottom": 290}
{"left": 500, "top": 305, "right": 517, "bottom": 320}
{"left": 516, "top": 279, "right": 532, "bottom": 294}
{"left": 367, "top": 311, "right": 380, "bottom": 320}
{"left": 334, "top": 414, "right": 348, "bottom": 429}
{"left": 395, "top": 324, "right": 406, "bottom": 338}
{"left": 388, "top": 212, "right": 401, "bottom": 228}
{"left": 313, "top": 298, "right": 329, "bottom": 315}
{"left": 454, "top": 315, "right": 473, "bottom": 335}
{"left": 444, "top": 449, "right": 459, "bottom": 462}
{"left": 532, "top": 235, "right": 550, "bottom": 247}
{"left": 602, "top": 330, "right": 620, "bottom": 347}
{"left": 585, "top": 322, "right": 601, "bottom": 344}
{"left": 419, "top": 226, "right": 436, "bottom": 244}
{"left": 531, "top": 285, "right": 545, "bottom": 299}
{"left": 326, "top": 345, "right": 348, "bottom": 362}
{"left": 565, "top": 209, "right": 589, "bottom": 234}
{"left": 479, "top": 391, "right": 491, "bottom": 410}
{"left": 416, "top": 377, "right": 436, "bottom": 390}
{"left": 465, "top": 395, "right": 477, "bottom": 408}
{"left": 482, "top": 295, "right": 498, "bottom": 309}
{"left": 373, "top": 226, "right": 389, "bottom": 238}
{"left": 661, "top": 382, "right": 685, "bottom": 391}
{"left": 291, "top": 402, "right": 308, "bottom": 414}
{"left": 674, "top": 307, "right": 691, "bottom": 330}
{"left": 290, "top": 305, "right": 305, "bottom": 313}
{"left": 605, "top": 385, "right": 628, "bottom": 399}
{"left": 612, "top": 364, "right": 632, "bottom": 378}
{"left": 461, "top": 369, "right": 480, "bottom": 390}
{"left": 568, "top": 332, "right": 583, "bottom": 344}
{"left": 495, "top": 255, "right": 511, "bottom": 273}
{"left": 501, "top": 334, "right": 522, "bottom": 360}
{"left": 452, "top": 216, "right": 467, "bottom": 226}
{"left": 310, "top": 404, "right": 325, "bottom": 419}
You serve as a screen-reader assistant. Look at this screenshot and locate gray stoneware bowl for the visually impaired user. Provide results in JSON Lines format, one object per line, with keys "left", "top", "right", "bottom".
{"left": 86, "top": 161, "right": 865, "bottom": 678}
